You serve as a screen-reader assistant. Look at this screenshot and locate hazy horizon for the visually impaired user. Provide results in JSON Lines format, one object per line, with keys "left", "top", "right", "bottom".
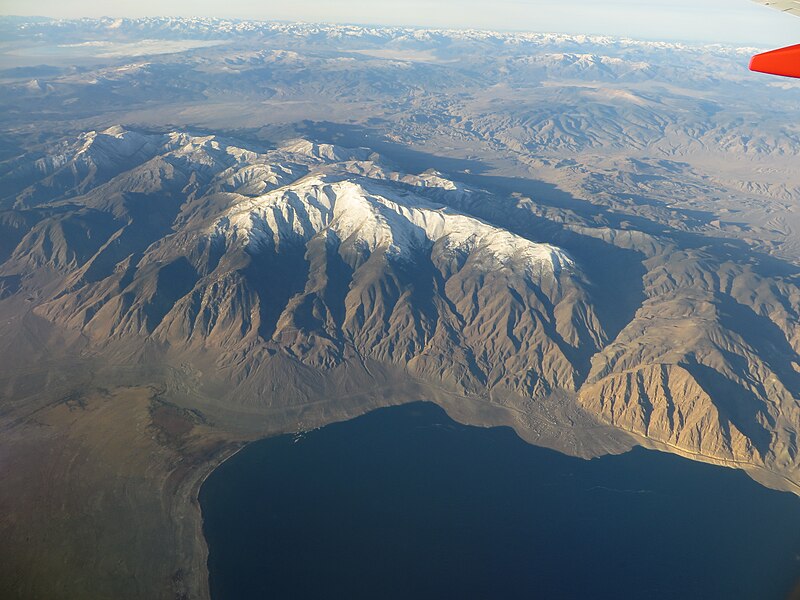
{"left": 1, "top": 0, "right": 798, "bottom": 46}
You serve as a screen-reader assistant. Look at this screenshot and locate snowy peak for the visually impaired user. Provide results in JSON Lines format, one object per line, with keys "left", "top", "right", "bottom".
{"left": 278, "top": 139, "right": 373, "bottom": 162}
{"left": 11, "top": 126, "right": 572, "bottom": 284}
{"left": 40, "top": 126, "right": 159, "bottom": 173}
{"left": 211, "top": 171, "right": 573, "bottom": 278}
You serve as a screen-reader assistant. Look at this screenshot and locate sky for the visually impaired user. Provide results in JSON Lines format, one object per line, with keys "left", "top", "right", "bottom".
{"left": 2, "top": 0, "right": 799, "bottom": 46}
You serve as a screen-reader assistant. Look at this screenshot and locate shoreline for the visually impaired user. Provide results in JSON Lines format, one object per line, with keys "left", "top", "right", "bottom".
{"left": 4, "top": 380, "right": 799, "bottom": 600}
{"left": 192, "top": 443, "right": 251, "bottom": 599}
{"left": 188, "top": 396, "right": 800, "bottom": 599}
{"left": 192, "top": 400, "right": 800, "bottom": 600}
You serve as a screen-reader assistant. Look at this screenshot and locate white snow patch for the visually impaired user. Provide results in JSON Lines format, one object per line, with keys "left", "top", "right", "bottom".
{"left": 210, "top": 175, "right": 574, "bottom": 278}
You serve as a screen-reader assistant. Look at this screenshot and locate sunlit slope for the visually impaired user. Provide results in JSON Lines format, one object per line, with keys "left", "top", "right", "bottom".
{"left": 1, "top": 127, "right": 798, "bottom": 483}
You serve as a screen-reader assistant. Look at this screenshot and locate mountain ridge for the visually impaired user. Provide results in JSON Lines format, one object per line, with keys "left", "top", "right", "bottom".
{"left": 1, "top": 127, "right": 798, "bottom": 483}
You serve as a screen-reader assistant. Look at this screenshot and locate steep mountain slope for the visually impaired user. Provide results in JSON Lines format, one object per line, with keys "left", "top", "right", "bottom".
{"left": 4, "top": 128, "right": 603, "bottom": 403}
{"left": 1, "top": 127, "right": 798, "bottom": 488}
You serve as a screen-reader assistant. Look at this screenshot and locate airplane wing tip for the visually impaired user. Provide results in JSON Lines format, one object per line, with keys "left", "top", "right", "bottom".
{"left": 750, "top": 44, "right": 800, "bottom": 78}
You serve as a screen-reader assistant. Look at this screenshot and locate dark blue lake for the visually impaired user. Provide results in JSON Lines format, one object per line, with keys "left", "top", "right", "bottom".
{"left": 200, "top": 402, "right": 800, "bottom": 599}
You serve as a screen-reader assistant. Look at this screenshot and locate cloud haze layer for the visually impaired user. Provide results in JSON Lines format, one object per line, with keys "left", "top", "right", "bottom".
{"left": 1, "top": 0, "right": 798, "bottom": 45}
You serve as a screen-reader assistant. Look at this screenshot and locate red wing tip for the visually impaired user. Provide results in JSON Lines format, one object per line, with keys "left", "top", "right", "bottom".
{"left": 750, "top": 44, "right": 800, "bottom": 79}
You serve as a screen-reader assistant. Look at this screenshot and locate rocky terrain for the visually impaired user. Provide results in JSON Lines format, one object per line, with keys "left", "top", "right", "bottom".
{"left": 1, "top": 16, "right": 800, "bottom": 600}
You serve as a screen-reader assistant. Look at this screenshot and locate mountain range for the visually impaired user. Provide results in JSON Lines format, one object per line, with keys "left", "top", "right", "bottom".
{"left": 1, "top": 16, "right": 800, "bottom": 600}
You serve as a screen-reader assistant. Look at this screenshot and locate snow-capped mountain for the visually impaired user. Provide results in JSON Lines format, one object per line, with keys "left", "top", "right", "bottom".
{"left": 2, "top": 129, "right": 600, "bottom": 399}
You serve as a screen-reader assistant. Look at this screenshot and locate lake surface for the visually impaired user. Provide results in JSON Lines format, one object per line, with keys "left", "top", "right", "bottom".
{"left": 200, "top": 402, "right": 800, "bottom": 599}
